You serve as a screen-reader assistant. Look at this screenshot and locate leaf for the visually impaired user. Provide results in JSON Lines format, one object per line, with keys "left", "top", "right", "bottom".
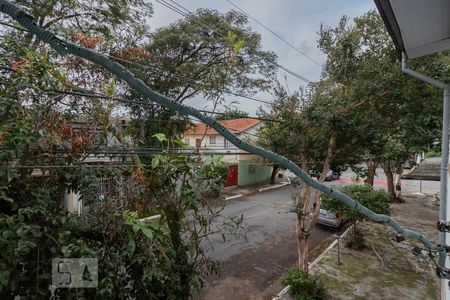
{"left": 107, "top": 79, "right": 115, "bottom": 96}
{"left": 0, "top": 270, "right": 10, "bottom": 287}
{"left": 132, "top": 224, "right": 140, "bottom": 233}
{"left": 233, "top": 40, "right": 245, "bottom": 53}
{"left": 152, "top": 133, "right": 167, "bottom": 142}
{"left": 151, "top": 157, "right": 160, "bottom": 169}
{"left": 128, "top": 234, "right": 136, "bottom": 255}
{"left": 141, "top": 227, "right": 153, "bottom": 239}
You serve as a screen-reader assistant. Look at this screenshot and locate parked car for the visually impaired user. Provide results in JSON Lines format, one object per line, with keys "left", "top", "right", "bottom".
{"left": 317, "top": 209, "right": 347, "bottom": 228}
{"left": 324, "top": 170, "right": 340, "bottom": 181}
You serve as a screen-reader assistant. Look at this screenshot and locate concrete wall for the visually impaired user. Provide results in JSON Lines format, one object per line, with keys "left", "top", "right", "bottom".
{"left": 238, "top": 159, "right": 272, "bottom": 186}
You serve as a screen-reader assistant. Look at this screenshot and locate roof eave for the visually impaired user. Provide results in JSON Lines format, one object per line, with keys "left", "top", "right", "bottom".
{"left": 374, "top": 0, "right": 405, "bottom": 58}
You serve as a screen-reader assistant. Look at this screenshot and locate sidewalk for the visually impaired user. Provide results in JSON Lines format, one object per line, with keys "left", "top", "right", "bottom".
{"left": 275, "top": 193, "right": 440, "bottom": 300}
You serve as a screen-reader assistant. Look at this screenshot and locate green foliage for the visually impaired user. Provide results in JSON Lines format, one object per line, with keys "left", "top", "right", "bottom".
{"left": 345, "top": 229, "right": 365, "bottom": 250}
{"left": 0, "top": 40, "right": 228, "bottom": 299}
{"left": 13, "top": 0, "right": 152, "bottom": 41}
{"left": 322, "top": 184, "right": 391, "bottom": 225}
{"left": 123, "top": 9, "right": 276, "bottom": 147}
{"left": 425, "top": 148, "right": 441, "bottom": 158}
{"left": 216, "top": 108, "right": 249, "bottom": 120}
{"left": 281, "top": 268, "right": 327, "bottom": 300}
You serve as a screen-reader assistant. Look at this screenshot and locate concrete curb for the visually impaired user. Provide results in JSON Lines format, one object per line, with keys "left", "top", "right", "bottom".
{"left": 224, "top": 194, "right": 243, "bottom": 200}
{"left": 258, "top": 182, "right": 289, "bottom": 192}
{"left": 224, "top": 181, "right": 291, "bottom": 201}
{"left": 272, "top": 224, "right": 354, "bottom": 300}
{"left": 309, "top": 224, "right": 353, "bottom": 269}
{"left": 139, "top": 214, "right": 161, "bottom": 223}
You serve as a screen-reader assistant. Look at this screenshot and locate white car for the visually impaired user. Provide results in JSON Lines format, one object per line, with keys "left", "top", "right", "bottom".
{"left": 317, "top": 209, "right": 347, "bottom": 228}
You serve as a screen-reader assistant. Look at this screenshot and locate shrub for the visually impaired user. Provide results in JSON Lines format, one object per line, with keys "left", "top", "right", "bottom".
{"left": 345, "top": 229, "right": 365, "bottom": 250}
{"left": 322, "top": 184, "right": 390, "bottom": 250}
{"left": 425, "top": 148, "right": 441, "bottom": 158}
{"left": 281, "top": 268, "right": 327, "bottom": 300}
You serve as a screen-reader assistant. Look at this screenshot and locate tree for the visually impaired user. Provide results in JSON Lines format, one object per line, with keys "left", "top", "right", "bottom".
{"left": 216, "top": 108, "right": 249, "bottom": 120}
{"left": 8, "top": 0, "right": 152, "bottom": 42}
{"left": 0, "top": 5, "right": 237, "bottom": 299}
{"left": 318, "top": 10, "right": 444, "bottom": 201}
{"left": 258, "top": 79, "right": 363, "bottom": 272}
{"left": 119, "top": 9, "right": 277, "bottom": 146}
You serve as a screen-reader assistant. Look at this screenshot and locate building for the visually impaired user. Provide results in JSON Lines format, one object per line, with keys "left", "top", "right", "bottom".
{"left": 183, "top": 118, "right": 272, "bottom": 187}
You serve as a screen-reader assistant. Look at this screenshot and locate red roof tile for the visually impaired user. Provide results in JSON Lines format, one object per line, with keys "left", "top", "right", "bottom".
{"left": 185, "top": 118, "right": 260, "bottom": 135}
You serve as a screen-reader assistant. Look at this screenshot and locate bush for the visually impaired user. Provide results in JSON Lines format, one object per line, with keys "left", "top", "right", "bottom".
{"left": 345, "top": 229, "right": 365, "bottom": 250}
{"left": 322, "top": 184, "right": 390, "bottom": 251}
{"left": 281, "top": 268, "right": 327, "bottom": 300}
{"left": 425, "top": 148, "right": 441, "bottom": 158}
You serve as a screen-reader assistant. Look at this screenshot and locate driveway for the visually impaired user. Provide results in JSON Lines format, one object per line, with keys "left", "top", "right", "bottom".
{"left": 197, "top": 185, "right": 335, "bottom": 300}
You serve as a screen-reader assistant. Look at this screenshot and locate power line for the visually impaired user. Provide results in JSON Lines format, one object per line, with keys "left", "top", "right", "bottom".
{"left": 154, "top": 0, "right": 313, "bottom": 83}
{"left": 0, "top": 20, "right": 276, "bottom": 106}
{"left": 0, "top": 66, "right": 279, "bottom": 122}
{"left": 225, "top": 0, "right": 322, "bottom": 67}
{"left": 52, "top": 89, "right": 278, "bottom": 122}
{"left": 107, "top": 54, "right": 273, "bottom": 105}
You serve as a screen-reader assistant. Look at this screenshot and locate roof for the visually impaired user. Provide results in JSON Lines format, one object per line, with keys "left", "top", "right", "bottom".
{"left": 402, "top": 157, "right": 441, "bottom": 181}
{"left": 185, "top": 118, "right": 260, "bottom": 135}
{"left": 375, "top": 0, "right": 450, "bottom": 59}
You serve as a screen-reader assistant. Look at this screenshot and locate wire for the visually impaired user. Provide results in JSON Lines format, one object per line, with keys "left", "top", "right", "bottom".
{"left": 0, "top": 70, "right": 279, "bottom": 122}
{"left": 53, "top": 88, "right": 278, "bottom": 122}
{"left": 0, "top": 19, "right": 275, "bottom": 106}
{"left": 107, "top": 54, "right": 274, "bottom": 105}
{"left": 225, "top": 0, "right": 322, "bottom": 67}
{"left": 153, "top": 0, "right": 313, "bottom": 84}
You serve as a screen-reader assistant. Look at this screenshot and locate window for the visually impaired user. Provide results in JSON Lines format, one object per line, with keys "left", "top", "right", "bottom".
{"left": 184, "top": 138, "right": 190, "bottom": 145}
{"left": 210, "top": 136, "right": 216, "bottom": 145}
{"left": 196, "top": 139, "right": 202, "bottom": 148}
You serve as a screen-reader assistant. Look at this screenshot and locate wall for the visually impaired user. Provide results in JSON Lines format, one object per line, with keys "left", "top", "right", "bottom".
{"left": 237, "top": 159, "right": 272, "bottom": 186}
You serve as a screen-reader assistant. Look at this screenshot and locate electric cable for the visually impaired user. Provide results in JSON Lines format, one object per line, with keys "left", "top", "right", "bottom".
{"left": 153, "top": 0, "right": 313, "bottom": 83}
{"left": 225, "top": 0, "right": 322, "bottom": 67}
{"left": 0, "top": 20, "right": 276, "bottom": 106}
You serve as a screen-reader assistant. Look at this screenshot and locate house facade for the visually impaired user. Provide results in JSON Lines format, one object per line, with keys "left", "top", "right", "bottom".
{"left": 183, "top": 118, "right": 272, "bottom": 186}
{"left": 183, "top": 118, "right": 261, "bottom": 164}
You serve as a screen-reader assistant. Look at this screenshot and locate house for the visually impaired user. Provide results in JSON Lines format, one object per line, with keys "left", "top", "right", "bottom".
{"left": 183, "top": 118, "right": 272, "bottom": 187}
{"left": 183, "top": 118, "right": 261, "bottom": 163}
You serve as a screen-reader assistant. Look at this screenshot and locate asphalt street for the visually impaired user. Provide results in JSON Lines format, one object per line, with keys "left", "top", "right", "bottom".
{"left": 198, "top": 185, "right": 334, "bottom": 299}
{"left": 196, "top": 168, "right": 440, "bottom": 299}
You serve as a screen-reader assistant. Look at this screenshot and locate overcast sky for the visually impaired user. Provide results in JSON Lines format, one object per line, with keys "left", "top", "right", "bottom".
{"left": 148, "top": 0, "right": 377, "bottom": 115}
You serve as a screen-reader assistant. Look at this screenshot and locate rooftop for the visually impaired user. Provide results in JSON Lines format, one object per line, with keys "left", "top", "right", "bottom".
{"left": 375, "top": 0, "right": 450, "bottom": 59}
{"left": 185, "top": 118, "right": 260, "bottom": 135}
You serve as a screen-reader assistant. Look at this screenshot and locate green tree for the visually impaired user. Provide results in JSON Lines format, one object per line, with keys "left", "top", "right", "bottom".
{"left": 318, "top": 10, "right": 444, "bottom": 201}
{"left": 120, "top": 9, "right": 277, "bottom": 146}
{"left": 0, "top": 9, "right": 234, "bottom": 300}
{"left": 216, "top": 108, "right": 249, "bottom": 120}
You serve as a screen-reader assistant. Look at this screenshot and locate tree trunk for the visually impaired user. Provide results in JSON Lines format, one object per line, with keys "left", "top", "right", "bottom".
{"left": 382, "top": 161, "right": 396, "bottom": 201}
{"left": 270, "top": 164, "right": 279, "bottom": 184}
{"left": 296, "top": 181, "right": 311, "bottom": 273}
{"left": 296, "top": 133, "right": 337, "bottom": 273}
{"left": 365, "top": 160, "right": 378, "bottom": 186}
{"left": 394, "top": 162, "right": 403, "bottom": 199}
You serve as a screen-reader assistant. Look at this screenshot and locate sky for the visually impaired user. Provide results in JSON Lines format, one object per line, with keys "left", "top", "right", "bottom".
{"left": 148, "top": 0, "right": 377, "bottom": 116}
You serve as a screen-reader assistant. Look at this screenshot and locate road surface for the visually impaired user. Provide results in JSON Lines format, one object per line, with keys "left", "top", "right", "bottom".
{"left": 197, "top": 185, "right": 334, "bottom": 300}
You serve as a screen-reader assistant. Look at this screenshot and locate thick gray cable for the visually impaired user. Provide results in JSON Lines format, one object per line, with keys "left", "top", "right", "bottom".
{"left": 0, "top": 0, "right": 436, "bottom": 252}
